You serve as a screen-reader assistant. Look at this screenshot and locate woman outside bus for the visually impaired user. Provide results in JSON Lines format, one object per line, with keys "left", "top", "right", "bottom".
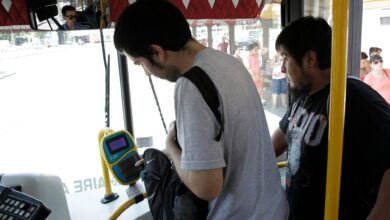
{"left": 364, "top": 54, "right": 390, "bottom": 103}
{"left": 247, "top": 42, "right": 264, "bottom": 97}
{"left": 270, "top": 54, "right": 288, "bottom": 109}
{"left": 360, "top": 52, "right": 371, "bottom": 80}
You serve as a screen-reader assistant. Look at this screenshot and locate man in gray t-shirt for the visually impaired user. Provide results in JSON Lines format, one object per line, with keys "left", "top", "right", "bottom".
{"left": 114, "top": 1, "right": 288, "bottom": 219}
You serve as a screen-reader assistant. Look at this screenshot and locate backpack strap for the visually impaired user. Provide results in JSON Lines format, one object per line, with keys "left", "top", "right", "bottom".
{"left": 180, "top": 66, "right": 223, "bottom": 141}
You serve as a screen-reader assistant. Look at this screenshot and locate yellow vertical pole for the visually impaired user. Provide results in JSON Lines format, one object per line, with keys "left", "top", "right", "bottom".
{"left": 324, "top": 0, "right": 349, "bottom": 220}
{"left": 99, "top": 0, "right": 106, "bottom": 28}
{"left": 101, "top": 154, "right": 113, "bottom": 195}
{"left": 98, "top": 129, "right": 114, "bottom": 197}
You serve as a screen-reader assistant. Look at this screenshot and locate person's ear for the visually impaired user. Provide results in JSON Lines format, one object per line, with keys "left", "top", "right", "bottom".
{"left": 148, "top": 45, "right": 165, "bottom": 63}
{"left": 304, "top": 50, "right": 318, "bottom": 68}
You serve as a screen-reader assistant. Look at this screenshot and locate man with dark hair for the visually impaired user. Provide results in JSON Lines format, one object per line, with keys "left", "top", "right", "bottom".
{"left": 60, "top": 5, "right": 86, "bottom": 30}
{"left": 114, "top": 0, "right": 288, "bottom": 219}
{"left": 369, "top": 47, "right": 382, "bottom": 57}
{"left": 272, "top": 16, "right": 390, "bottom": 219}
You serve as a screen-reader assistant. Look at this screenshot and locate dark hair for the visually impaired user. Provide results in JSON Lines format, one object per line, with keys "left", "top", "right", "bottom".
{"left": 114, "top": 0, "right": 192, "bottom": 62}
{"left": 361, "top": 52, "right": 368, "bottom": 60}
{"left": 369, "top": 47, "right": 375, "bottom": 55}
{"left": 62, "top": 5, "right": 76, "bottom": 16}
{"left": 275, "top": 16, "right": 331, "bottom": 70}
{"left": 247, "top": 42, "right": 259, "bottom": 51}
{"left": 369, "top": 47, "right": 382, "bottom": 55}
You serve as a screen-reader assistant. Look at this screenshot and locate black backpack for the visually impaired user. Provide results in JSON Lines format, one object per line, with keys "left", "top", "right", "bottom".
{"left": 142, "top": 66, "right": 222, "bottom": 220}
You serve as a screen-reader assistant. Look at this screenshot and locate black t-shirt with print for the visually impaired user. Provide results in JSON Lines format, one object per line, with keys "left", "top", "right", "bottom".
{"left": 280, "top": 78, "right": 390, "bottom": 220}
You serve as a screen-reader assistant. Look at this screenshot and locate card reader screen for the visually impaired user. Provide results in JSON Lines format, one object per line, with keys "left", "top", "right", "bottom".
{"left": 108, "top": 136, "right": 128, "bottom": 154}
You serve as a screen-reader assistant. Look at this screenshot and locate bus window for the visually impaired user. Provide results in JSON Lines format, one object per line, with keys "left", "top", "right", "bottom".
{"left": 303, "top": 0, "right": 332, "bottom": 21}
{"left": 0, "top": 1, "right": 288, "bottom": 197}
{"left": 361, "top": 3, "right": 390, "bottom": 68}
{"left": 0, "top": 28, "right": 128, "bottom": 195}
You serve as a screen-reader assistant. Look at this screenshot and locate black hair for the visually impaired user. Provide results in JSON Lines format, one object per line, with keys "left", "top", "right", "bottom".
{"left": 62, "top": 5, "right": 76, "bottom": 16}
{"left": 369, "top": 47, "right": 375, "bottom": 55}
{"left": 361, "top": 52, "right": 368, "bottom": 60}
{"left": 114, "top": 0, "right": 192, "bottom": 63}
{"left": 369, "top": 47, "right": 382, "bottom": 55}
{"left": 247, "top": 42, "right": 259, "bottom": 51}
{"left": 275, "top": 16, "right": 331, "bottom": 70}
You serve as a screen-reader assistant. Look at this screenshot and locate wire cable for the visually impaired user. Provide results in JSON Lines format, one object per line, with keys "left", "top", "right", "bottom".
{"left": 148, "top": 75, "right": 168, "bottom": 134}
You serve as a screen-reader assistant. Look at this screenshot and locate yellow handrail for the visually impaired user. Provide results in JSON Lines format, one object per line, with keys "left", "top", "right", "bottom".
{"left": 277, "top": 161, "right": 287, "bottom": 168}
{"left": 109, "top": 192, "right": 147, "bottom": 220}
{"left": 324, "top": 1, "right": 349, "bottom": 220}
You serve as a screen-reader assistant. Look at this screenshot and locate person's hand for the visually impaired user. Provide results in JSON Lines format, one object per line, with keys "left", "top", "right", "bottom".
{"left": 134, "top": 158, "right": 144, "bottom": 168}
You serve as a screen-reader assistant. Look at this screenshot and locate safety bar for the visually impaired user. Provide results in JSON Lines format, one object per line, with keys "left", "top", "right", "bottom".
{"left": 277, "top": 161, "right": 287, "bottom": 168}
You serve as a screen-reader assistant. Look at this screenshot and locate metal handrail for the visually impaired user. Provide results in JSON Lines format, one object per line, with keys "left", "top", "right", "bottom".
{"left": 277, "top": 161, "right": 287, "bottom": 168}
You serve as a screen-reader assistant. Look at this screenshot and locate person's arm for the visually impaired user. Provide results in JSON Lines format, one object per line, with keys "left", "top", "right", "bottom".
{"left": 272, "top": 127, "right": 288, "bottom": 157}
{"left": 367, "top": 169, "right": 390, "bottom": 220}
{"left": 166, "top": 122, "right": 223, "bottom": 201}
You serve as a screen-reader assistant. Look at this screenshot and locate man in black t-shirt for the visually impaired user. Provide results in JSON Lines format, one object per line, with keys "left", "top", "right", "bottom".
{"left": 272, "top": 16, "right": 390, "bottom": 220}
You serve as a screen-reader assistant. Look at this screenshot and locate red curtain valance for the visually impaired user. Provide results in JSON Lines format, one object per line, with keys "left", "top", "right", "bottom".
{"left": 0, "top": 0, "right": 265, "bottom": 27}
{"left": 111, "top": 0, "right": 265, "bottom": 22}
{"left": 0, "top": 0, "right": 29, "bottom": 26}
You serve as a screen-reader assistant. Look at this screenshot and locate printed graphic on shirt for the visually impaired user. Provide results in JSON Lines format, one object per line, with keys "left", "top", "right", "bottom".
{"left": 286, "top": 104, "right": 328, "bottom": 187}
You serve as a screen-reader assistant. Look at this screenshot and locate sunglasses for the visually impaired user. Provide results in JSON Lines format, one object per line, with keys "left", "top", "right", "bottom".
{"left": 373, "top": 60, "right": 383, "bottom": 64}
{"left": 65, "top": 15, "right": 77, "bottom": 19}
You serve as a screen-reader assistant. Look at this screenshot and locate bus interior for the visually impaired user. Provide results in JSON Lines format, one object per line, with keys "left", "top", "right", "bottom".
{"left": 1, "top": 0, "right": 389, "bottom": 219}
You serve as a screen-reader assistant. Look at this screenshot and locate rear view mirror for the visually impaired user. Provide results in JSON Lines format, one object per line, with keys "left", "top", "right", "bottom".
{"left": 27, "top": 0, "right": 62, "bottom": 30}
{"left": 26, "top": 0, "right": 111, "bottom": 31}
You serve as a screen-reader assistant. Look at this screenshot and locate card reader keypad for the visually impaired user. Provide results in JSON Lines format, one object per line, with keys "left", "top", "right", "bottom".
{"left": 0, "top": 195, "right": 37, "bottom": 219}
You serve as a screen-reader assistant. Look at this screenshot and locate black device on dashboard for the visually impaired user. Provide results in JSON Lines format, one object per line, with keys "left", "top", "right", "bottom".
{"left": 0, "top": 184, "right": 51, "bottom": 220}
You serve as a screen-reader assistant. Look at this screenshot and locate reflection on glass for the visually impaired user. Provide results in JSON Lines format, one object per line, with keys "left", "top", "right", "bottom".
{"left": 27, "top": 0, "right": 111, "bottom": 31}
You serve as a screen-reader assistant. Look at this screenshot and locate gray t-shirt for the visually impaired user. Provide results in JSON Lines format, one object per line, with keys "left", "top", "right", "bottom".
{"left": 174, "top": 48, "right": 288, "bottom": 220}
